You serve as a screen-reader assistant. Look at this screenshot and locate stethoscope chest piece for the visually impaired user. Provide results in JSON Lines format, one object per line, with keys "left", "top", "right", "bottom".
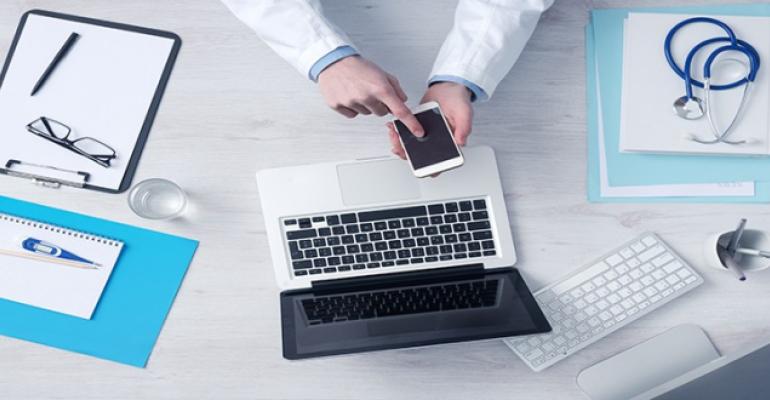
{"left": 673, "top": 95, "right": 704, "bottom": 120}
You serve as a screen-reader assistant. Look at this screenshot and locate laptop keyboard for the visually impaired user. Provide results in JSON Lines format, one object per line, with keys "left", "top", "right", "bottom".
{"left": 301, "top": 278, "right": 500, "bottom": 324}
{"left": 283, "top": 198, "right": 497, "bottom": 278}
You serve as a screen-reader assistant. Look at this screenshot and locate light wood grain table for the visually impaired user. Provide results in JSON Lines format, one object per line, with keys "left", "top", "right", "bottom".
{"left": 1, "top": 1, "right": 769, "bottom": 399}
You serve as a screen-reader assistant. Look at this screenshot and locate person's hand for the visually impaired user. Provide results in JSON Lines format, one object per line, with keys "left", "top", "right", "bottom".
{"left": 387, "top": 81, "right": 473, "bottom": 160}
{"left": 318, "top": 55, "right": 424, "bottom": 136}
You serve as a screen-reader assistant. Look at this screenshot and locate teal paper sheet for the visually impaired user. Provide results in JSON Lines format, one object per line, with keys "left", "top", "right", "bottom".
{"left": 592, "top": 5, "right": 770, "bottom": 187}
{"left": 587, "top": 20, "right": 769, "bottom": 203}
{"left": 0, "top": 196, "right": 198, "bottom": 367}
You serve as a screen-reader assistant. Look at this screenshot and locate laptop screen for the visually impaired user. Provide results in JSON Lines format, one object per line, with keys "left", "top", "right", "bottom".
{"left": 280, "top": 268, "right": 550, "bottom": 360}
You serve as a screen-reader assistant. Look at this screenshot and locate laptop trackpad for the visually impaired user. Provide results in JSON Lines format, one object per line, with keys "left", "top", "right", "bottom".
{"left": 337, "top": 159, "right": 420, "bottom": 206}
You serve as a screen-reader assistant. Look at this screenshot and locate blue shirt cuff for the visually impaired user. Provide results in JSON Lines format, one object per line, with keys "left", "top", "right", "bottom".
{"left": 308, "top": 46, "right": 359, "bottom": 82}
{"left": 428, "top": 75, "right": 488, "bottom": 102}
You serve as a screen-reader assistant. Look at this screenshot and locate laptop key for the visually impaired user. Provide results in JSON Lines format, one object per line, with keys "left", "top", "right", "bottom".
{"left": 459, "top": 201, "right": 472, "bottom": 211}
{"left": 367, "top": 263, "right": 380, "bottom": 268}
{"left": 326, "top": 215, "right": 340, "bottom": 225}
{"left": 312, "top": 216, "right": 325, "bottom": 223}
{"left": 425, "top": 256, "right": 438, "bottom": 262}
{"left": 324, "top": 267, "right": 337, "bottom": 273}
{"left": 352, "top": 264, "right": 366, "bottom": 270}
{"left": 467, "top": 221, "right": 491, "bottom": 231}
{"left": 299, "top": 218, "right": 312, "bottom": 228}
{"left": 284, "top": 219, "right": 297, "bottom": 226}
{"left": 299, "top": 239, "right": 312, "bottom": 248}
{"left": 342, "top": 255, "right": 354, "bottom": 264}
{"left": 287, "top": 229, "right": 317, "bottom": 240}
{"left": 294, "top": 270, "right": 308, "bottom": 276}
{"left": 309, "top": 268, "right": 322, "bottom": 275}
{"left": 445, "top": 202, "right": 459, "bottom": 212}
{"left": 473, "top": 231, "right": 493, "bottom": 240}
{"left": 416, "top": 217, "right": 429, "bottom": 226}
{"left": 293, "top": 260, "right": 312, "bottom": 269}
{"left": 374, "top": 221, "right": 387, "bottom": 230}
{"left": 428, "top": 204, "right": 445, "bottom": 214}
{"left": 382, "top": 261, "right": 395, "bottom": 267}
{"left": 483, "top": 250, "right": 497, "bottom": 256}
{"left": 396, "top": 260, "right": 409, "bottom": 265}
{"left": 358, "top": 205, "right": 427, "bottom": 222}
{"left": 472, "top": 211, "right": 489, "bottom": 220}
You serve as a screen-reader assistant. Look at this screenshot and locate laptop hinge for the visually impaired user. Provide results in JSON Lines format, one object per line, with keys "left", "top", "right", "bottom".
{"left": 311, "top": 263, "right": 485, "bottom": 292}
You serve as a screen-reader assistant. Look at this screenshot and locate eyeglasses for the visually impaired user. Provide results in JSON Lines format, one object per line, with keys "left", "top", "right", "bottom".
{"left": 26, "top": 117, "right": 116, "bottom": 168}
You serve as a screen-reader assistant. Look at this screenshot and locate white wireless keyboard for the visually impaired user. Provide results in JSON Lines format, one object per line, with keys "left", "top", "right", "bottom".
{"left": 505, "top": 233, "right": 703, "bottom": 372}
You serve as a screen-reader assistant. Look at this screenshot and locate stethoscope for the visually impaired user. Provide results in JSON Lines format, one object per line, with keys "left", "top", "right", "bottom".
{"left": 664, "top": 17, "right": 760, "bottom": 145}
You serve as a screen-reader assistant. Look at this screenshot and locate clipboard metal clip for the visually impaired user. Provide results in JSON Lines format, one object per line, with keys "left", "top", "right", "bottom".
{"left": 1, "top": 159, "right": 90, "bottom": 189}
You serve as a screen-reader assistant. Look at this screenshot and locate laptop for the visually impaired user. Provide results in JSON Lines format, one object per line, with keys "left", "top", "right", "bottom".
{"left": 256, "top": 145, "right": 550, "bottom": 359}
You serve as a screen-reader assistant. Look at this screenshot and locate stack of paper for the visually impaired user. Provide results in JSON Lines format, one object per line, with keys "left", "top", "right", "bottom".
{"left": 587, "top": 4, "right": 770, "bottom": 202}
{"left": 620, "top": 13, "right": 770, "bottom": 156}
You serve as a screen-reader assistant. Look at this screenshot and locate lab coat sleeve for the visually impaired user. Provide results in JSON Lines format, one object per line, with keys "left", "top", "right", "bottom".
{"left": 220, "top": 0, "right": 357, "bottom": 79}
{"left": 430, "top": 0, "right": 554, "bottom": 101}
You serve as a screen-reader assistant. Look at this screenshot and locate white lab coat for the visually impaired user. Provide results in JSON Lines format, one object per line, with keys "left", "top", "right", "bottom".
{"left": 220, "top": 0, "right": 554, "bottom": 99}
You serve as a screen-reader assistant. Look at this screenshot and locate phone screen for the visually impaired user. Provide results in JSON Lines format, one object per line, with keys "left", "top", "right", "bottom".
{"left": 394, "top": 106, "right": 460, "bottom": 170}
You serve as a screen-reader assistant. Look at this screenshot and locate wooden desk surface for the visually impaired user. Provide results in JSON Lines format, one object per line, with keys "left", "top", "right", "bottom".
{"left": 1, "top": 1, "right": 769, "bottom": 398}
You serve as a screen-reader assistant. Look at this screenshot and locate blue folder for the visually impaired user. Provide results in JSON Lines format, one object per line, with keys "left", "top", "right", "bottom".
{"left": 0, "top": 195, "right": 198, "bottom": 367}
{"left": 587, "top": 4, "right": 770, "bottom": 202}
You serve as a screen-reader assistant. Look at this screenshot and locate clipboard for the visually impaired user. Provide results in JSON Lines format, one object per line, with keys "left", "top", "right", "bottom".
{"left": 0, "top": 9, "right": 181, "bottom": 193}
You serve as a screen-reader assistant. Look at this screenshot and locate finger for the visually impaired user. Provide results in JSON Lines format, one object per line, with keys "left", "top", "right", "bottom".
{"left": 449, "top": 111, "right": 473, "bottom": 146}
{"left": 381, "top": 94, "right": 424, "bottom": 137}
{"left": 387, "top": 75, "right": 408, "bottom": 102}
{"left": 334, "top": 105, "right": 358, "bottom": 118}
{"left": 363, "top": 99, "right": 389, "bottom": 116}
{"left": 349, "top": 103, "right": 371, "bottom": 115}
{"left": 387, "top": 123, "right": 407, "bottom": 160}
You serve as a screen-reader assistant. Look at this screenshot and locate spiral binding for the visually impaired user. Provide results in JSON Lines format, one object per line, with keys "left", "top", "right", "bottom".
{"left": 0, "top": 212, "right": 122, "bottom": 247}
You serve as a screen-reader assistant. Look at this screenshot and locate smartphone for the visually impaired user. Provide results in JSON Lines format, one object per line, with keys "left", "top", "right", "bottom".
{"left": 393, "top": 101, "right": 464, "bottom": 177}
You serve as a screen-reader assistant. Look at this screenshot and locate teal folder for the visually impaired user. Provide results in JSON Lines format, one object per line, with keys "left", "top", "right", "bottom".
{"left": 587, "top": 5, "right": 770, "bottom": 202}
{"left": 0, "top": 195, "right": 198, "bottom": 367}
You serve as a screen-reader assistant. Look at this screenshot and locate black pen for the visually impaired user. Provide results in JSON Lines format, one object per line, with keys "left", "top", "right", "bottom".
{"left": 30, "top": 32, "right": 80, "bottom": 96}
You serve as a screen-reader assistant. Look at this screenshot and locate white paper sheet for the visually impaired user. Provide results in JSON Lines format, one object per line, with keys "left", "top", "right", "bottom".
{"left": 0, "top": 13, "right": 176, "bottom": 190}
{"left": 620, "top": 13, "right": 770, "bottom": 156}
{"left": 0, "top": 213, "right": 123, "bottom": 319}
{"left": 593, "top": 32, "right": 755, "bottom": 197}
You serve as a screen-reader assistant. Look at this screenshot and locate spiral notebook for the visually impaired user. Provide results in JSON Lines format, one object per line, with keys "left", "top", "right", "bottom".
{"left": 0, "top": 212, "right": 123, "bottom": 319}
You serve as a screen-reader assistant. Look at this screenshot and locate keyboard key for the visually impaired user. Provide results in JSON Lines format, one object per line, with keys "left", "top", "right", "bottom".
{"left": 467, "top": 221, "right": 491, "bottom": 231}
{"left": 359, "top": 206, "right": 426, "bottom": 222}
{"left": 299, "top": 239, "right": 312, "bottom": 249}
{"left": 294, "top": 270, "right": 307, "bottom": 276}
{"left": 331, "top": 226, "right": 345, "bottom": 235}
{"left": 472, "top": 211, "right": 488, "bottom": 220}
{"left": 293, "top": 260, "right": 312, "bottom": 269}
{"left": 312, "top": 216, "right": 325, "bottom": 223}
{"left": 286, "top": 229, "right": 317, "bottom": 240}
{"left": 473, "top": 199, "right": 487, "bottom": 210}
{"left": 323, "top": 267, "right": 337, "bottom": 273}
{"left": 402, "top": 218, "right": 416, "bottom": 228}
{"left": 309, "top": 269, "right": 322, "bottom": 275}
{"left": 326, "top": 215, "right": 340, "bottom": 225}
{"left": 340, "top": 213, "right": 357, "bottom": 224}
{"left": 299, "top": 218, "right": 311, "bottom": 228}
{"left": 416, "top": 217, "right": 429, "bottom": 226}
{"left": 445, "top": 202, "right": 459, "bottom": 212}
{"left": 473, "top": 231, "right": 493, "bottom": 240}
{"left": 428, "top": 204, "right": 445, "bottom": 214}
{"left": 284, "top": 219, "right": 297, "bottom": 226}
{"left": 459, "top": 201, "right": 472, "bottom": 211}
{"left": 352, "top": 264, "right": 366, "bottom": 270}
{"left": 483, "top": 250, "right": 496, "bottom": 256}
